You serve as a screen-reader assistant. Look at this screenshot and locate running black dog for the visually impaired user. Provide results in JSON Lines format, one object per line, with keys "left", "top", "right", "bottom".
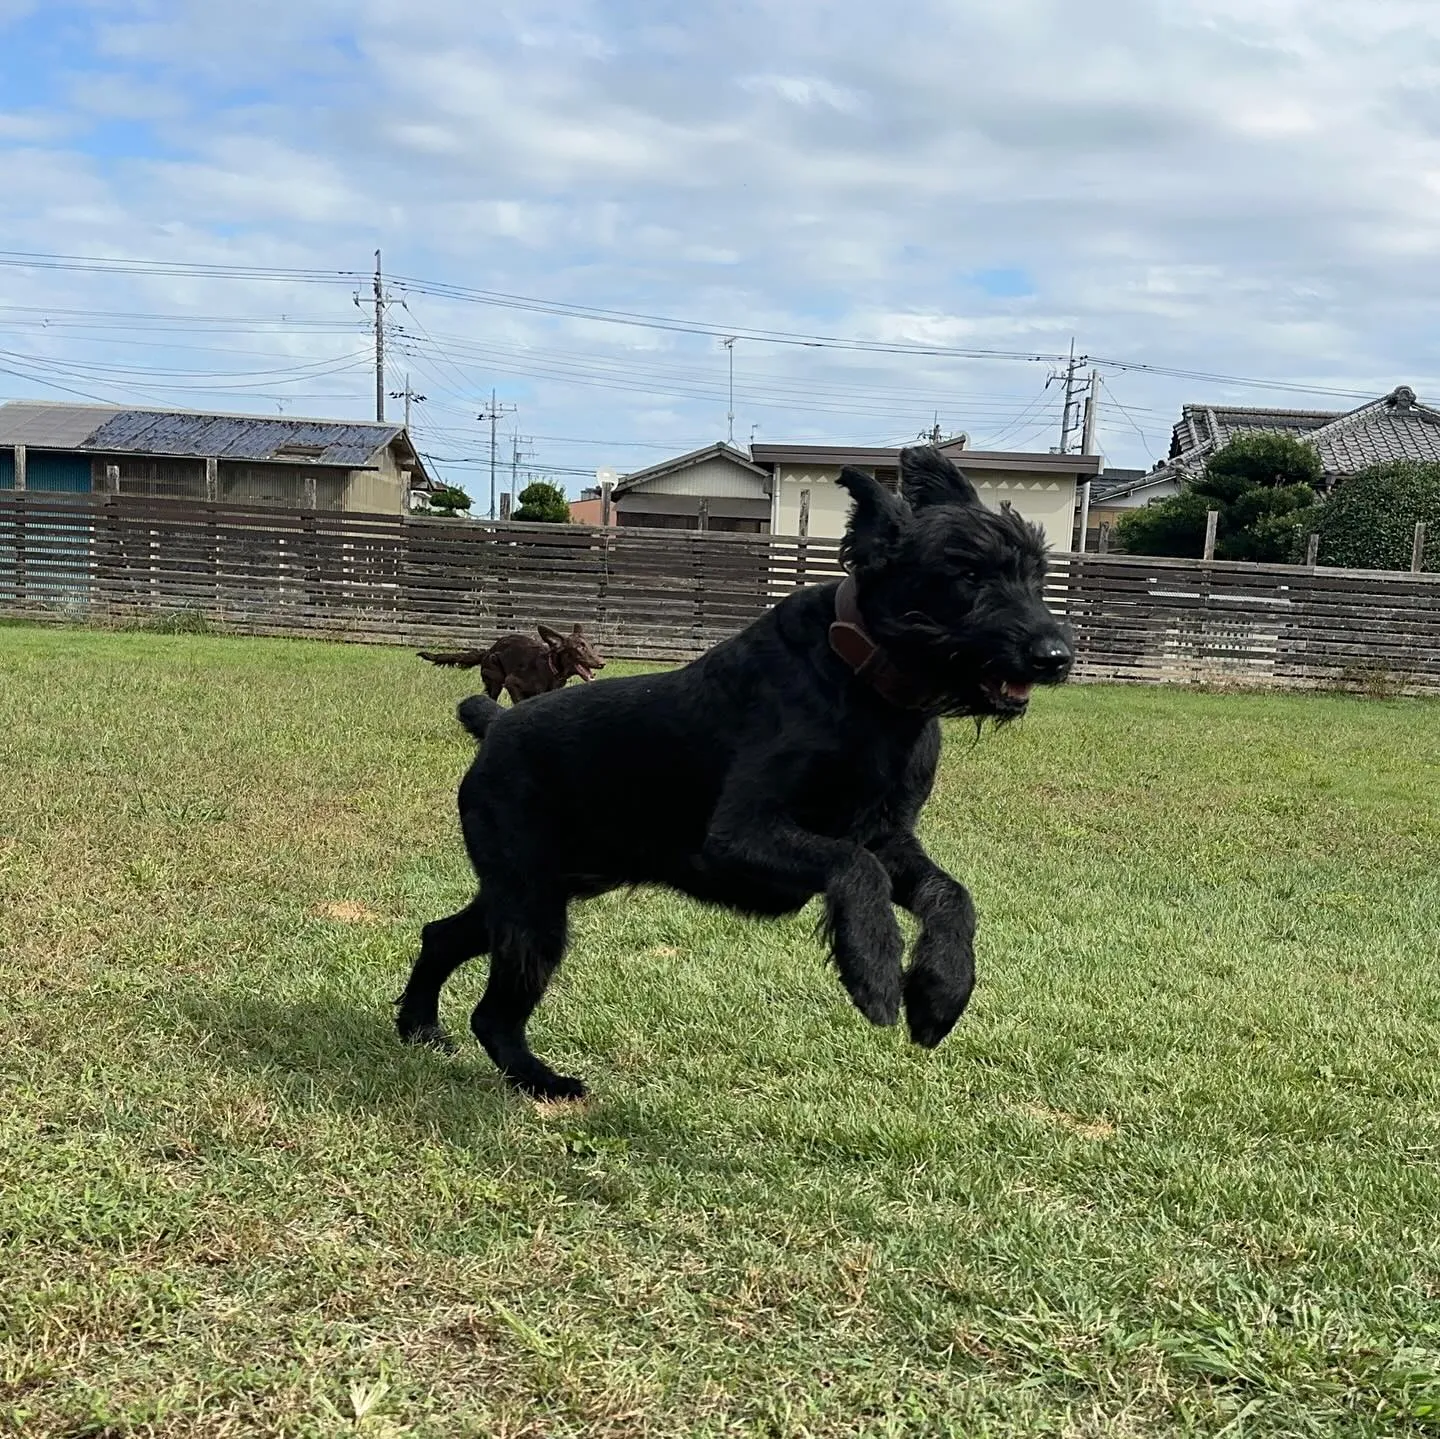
{"left": 396, "top": 446, "right": 1073, "bottom": 1099}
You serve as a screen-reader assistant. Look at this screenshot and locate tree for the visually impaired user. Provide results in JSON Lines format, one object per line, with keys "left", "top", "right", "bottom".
{"left": 428, "top": 484, "right": 472, "bottom": 518}
{"left": 1115, "top": 432, "right": 1323, "bottom": 562}
{"left": 513, "top": 481, "right": 570, "bottom": 524}
{"left": 1309, "top": 460, "right": 1440, "bottom": 570}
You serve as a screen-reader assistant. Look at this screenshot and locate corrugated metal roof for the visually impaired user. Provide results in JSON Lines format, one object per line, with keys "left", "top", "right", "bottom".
{"left": 0, "top": 401, "right": 403, "bottom": 467}
{"left": 0, "top": 402, "right": 122, "bottom": 449}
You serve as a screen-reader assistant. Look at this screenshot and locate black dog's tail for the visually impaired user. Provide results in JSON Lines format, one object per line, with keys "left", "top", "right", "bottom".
{"left": 457, "top": 694, "right": 503, "bottom": 742}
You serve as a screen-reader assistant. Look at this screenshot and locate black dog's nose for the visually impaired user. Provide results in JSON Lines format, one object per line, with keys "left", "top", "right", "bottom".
{"left": 1029, "top": 636, "right": 1073, "bottom": 678}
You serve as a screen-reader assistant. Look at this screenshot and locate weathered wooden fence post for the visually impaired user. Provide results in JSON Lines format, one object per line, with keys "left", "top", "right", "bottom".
{"left": 1203, "top": 509, "right": 1219, "bottom": 561}
{"left": 1412, "top": 521, "right": 1427, "bottom": 573}
{"left": 1305, "top": 532, "right": 1320, "bottom": 566}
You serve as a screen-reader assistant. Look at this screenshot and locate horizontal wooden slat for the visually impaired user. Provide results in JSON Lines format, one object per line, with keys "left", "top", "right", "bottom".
{"left": 7, "top": 492, "right": 1440, "bottom": 691}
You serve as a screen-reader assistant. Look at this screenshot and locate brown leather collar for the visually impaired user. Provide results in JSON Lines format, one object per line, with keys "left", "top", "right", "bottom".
{"left": 828, "top": 576, "right": 935, "bottom": 711}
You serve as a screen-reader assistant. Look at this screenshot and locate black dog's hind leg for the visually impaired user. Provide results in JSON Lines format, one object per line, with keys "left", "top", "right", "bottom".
{"left": 873, "top": 832, "right": 977, "bottom": 1048}
{"left": 470, "top": 898, "right": 584, "bottom": 1101}
{"left": 395, "top": 896, "right": 489, "bottom": 1053}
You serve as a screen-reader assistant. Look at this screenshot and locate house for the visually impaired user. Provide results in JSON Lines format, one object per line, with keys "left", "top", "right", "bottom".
{"left": 1161, "top": 385, "right": 1440, "bottom": 490}
{"left": 609, "top": 443, "right": 773, "bottom": 532}
{"left": 0, "top": 400, "right": 438, "bottom": 514}
{"left": 1082, "top": 465, "right": 1181, "bottom": 550}
{"left": 1083, "top": 385, "right": 1440, "bottom": 550}
{"left": 751, "top": 439, "right": 1101, "bottom": 548}
{"left": 576, "top": 435, "right": 1100, "bottom": 545}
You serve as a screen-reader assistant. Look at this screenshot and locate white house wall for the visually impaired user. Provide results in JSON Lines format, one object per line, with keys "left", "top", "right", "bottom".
{"left": 628, "top": 455, "right": 770, "bottom": 500}
{"left": 772, "top": 467, "right": 1079, "bottom": 549}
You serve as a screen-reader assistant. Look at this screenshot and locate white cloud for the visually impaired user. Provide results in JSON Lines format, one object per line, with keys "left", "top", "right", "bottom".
{"left": 739, "top": 74, "right": 863, "bottom": 113}
{"left": 4, "top": 0, "right": 1440, "bottom": 476}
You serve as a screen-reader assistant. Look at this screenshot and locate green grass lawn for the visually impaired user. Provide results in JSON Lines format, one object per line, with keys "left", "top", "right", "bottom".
{"left": 2, "top": 622, "right": 1440, "bottom": 1438}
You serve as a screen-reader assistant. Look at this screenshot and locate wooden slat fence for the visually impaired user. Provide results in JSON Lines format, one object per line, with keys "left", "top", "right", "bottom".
{"left": 3, "top": 491, "right": 1439, "bottom": 693}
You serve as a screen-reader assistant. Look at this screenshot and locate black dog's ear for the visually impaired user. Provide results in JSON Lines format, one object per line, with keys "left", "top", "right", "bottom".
{"left": 537, "top": 623, "right": 564, "bottom": 649}
{"left": 836, "top": 467, "right": 909, "bottom": 571}
{"left": 900, "top": 446, "right": 981, "bottom": 510}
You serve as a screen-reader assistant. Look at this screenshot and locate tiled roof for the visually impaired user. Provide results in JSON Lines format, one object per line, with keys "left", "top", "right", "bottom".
{"left": 1090, "top": 467, "right": 1149, "bottom": 501}
{"left": 1165, "top": 387, "right": 1440, "bottom": 480}
{"left": 1169, "top": 405, "right": 1337, "bottom": 459}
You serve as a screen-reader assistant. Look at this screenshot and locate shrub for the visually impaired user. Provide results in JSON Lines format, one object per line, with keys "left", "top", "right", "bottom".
{"left": 429, "top": 484, "right": 472, "bottom": 517}
{"left": 513, "top": 481, "right": 571, "bottom": 524}
{"left": 1310, "top": 460, "right": 1440, "bottom": 570}
{"left": 1115, "top": 432, "right": 1322, "bottom": 562}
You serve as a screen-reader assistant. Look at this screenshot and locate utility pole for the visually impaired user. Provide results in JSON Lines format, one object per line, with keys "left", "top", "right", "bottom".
{"left": 1080, "top": 369, "right": 1099, "bottom": 455}
{"left": 389, "top": 373, "right": 426, "bottom": 430}
{"left": 1056, "top": 339, "right": 1084, "bottom": 455}
{"left": 476, "top": 390, "right": 516, "bottom": 520}
{"left": 510, "top": 432, "right": 531, "bottom": 510}
{"left": 918, "top": 415, "right": 943, "bottom": 444}
{"left": 723, "top": 337, "right": 736, "bottom": 445}
{"left": 355, "top": 250, "right": 393, "bottom": 422}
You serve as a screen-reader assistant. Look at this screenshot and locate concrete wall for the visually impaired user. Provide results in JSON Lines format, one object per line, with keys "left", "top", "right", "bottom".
{"left": 771, "top": 465, "right": 1079, "bottom": 549}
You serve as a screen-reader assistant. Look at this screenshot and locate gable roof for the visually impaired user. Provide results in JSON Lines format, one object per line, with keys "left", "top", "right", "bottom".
{"left": 612, "top": 442, "right": 768, "bottom": 495}
{"left": 1091, "top": 469, "right": 1183, "bottom": 504}
{"left": 0, "top": 400, "right": 416, "bottom": 470}
{"left": 1165, "top": 386, "right": 1440, "bottom": 480}
{"left": 1089, "top": 467, "right": 1150, "bottom": 501}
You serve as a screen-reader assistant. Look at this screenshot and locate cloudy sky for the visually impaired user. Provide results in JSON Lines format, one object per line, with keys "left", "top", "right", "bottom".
{"left": 2, "top": 0, "right": 1439, "bottom": 498}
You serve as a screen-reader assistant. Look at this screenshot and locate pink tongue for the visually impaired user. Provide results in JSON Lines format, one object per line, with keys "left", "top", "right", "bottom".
{"left": 1002, "top": 682, "right": 1033, "bottom": 701}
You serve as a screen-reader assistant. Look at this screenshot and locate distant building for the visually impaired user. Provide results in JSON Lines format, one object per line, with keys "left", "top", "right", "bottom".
{"left": 583, "top": 436, "right": 1099, "bottom": 547}
{"left": 1162, "top": 385, "right": 1440, "bottom": 486}
{"left": 1084, "top": 384, "right": 1440, "bottom": 550}
{"left": 751, "top": 439, "right": 1099, "bottom": 549}
{"left": 569, "top": 485, "right": 617, "bottom": 526}
{"left": 0, "top": 400, "right": 437, "bottom": 514}
{"left": 610, "top": 443, "right": 772, "bottom": 532}
{"left": 1083, "top": 466, "right": 1180, "bottom": 551}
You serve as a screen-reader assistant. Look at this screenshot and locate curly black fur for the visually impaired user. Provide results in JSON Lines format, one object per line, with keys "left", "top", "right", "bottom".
{"left": 394, "top": 446, "right": 1073, "bottom": 1099}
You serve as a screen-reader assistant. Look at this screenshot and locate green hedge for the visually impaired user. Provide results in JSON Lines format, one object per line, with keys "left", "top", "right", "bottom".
{"left": 1311, "top": 461, "right": 1440, "bottom": 570}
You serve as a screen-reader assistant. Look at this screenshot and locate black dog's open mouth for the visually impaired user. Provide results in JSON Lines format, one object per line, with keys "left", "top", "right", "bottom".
{"left": 979, "top": 678, "right": 1033, "bottom": 713}
{"left": 576, "top": 664, "right": 594, "bottom": 681}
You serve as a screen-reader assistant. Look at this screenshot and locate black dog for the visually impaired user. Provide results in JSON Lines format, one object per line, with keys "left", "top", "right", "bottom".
{"left": 395, "top": 447, "right": 1072, "bottom": 1100}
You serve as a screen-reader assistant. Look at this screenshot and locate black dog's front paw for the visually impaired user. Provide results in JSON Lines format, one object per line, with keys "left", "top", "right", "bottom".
{"left": 831, "top": 920, "right": 905, "bottom": 1027}
{"left": 848, "top": 970, "right": 903, "bottom": 1028}
{"left": 903, "top": 965, "right": 973, "bottom": 1049}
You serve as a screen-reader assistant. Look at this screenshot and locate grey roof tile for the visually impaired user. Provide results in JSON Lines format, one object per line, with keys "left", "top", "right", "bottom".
{"left": 1164, "top": 387, "right": 1440, "bottom": 479}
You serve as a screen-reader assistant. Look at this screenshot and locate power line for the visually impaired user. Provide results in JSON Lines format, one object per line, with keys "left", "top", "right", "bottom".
{"left": 0, "top": 244, "right": 1399, "bottom": 407}
{"left": 1100, "top": 377, "right": 1167, "bottom": 452}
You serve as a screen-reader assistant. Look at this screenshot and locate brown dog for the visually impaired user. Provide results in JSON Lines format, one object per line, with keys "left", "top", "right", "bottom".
{"left": 419, "top": 624, "right": 605, "bottom": 704}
